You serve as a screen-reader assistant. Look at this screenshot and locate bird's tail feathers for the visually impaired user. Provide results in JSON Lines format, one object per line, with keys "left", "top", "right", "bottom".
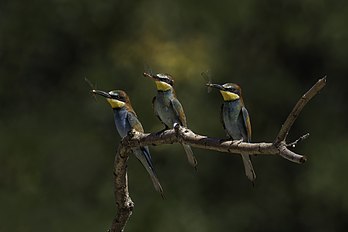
{"left": 134, "top": 148, "right": 164, "bottom": 197}
{"left": 241, "top": 154, "right": 256, "bottom": 183}
{"left": 182, "top": 144, "right": 198, "bottom": 170}
{"left": 150, "top": 174, "right": 164, "bottom": 199}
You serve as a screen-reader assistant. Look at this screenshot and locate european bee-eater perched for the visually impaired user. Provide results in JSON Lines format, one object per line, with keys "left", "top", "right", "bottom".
{"left": 92, "top": 89, "right": 164, "bottom": 196}
{"left": 143, "top": 72, "right": 198, "bottom": 169}
{"left": 207, "top": 83, "right": 256, "bottom": 183}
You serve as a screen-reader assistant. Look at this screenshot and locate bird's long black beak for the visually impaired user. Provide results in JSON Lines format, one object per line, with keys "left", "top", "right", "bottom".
{"left": 143, "top": 72, "right": 158, "bottom": 81}
{"left": 91, "top": 90, "right": 111, "bottom": 98}
{"left": 206, "top": 83, "right": 225, "bottom": 91}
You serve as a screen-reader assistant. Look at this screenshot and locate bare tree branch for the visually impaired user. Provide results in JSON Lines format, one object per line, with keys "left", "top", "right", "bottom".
{"left": 109, "top": 77, "right": 326, "bottom": 232}
{"left": 274, "top": 76, "right": 327, "bottom": 145}
{"left": 109, "top": 145, "right": 134, "bottom": 232}
{"left": 122, "top": 125, "right": 305, "bottom": 162}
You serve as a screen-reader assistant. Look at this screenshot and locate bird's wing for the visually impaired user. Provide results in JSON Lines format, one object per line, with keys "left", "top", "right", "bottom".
{"left": 220, "top": 104, "right": 231, "bottom": 139}
{"left": 126, "top": 106, "right": 164, "bottom": 195}
{"left": 170, "top": 98, "right": 197, "bottom": 169}
{"left": 152, "top": 96, "right": 158, "bottom": 117}
{"left": 127, "top": 111, "right": 144, "bottom": 133}
{"left": 241, "top": 106, "right": 252, "bottom": 142}
{"left": 153, "top": 96, "right": 169, "bottom": 129}
{"left": 170, "top": 98, "right": 187, "bottom": 127}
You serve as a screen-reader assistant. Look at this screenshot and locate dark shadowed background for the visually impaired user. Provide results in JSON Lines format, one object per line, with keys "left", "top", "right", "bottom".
{"left": 1, "top": 0, "right": 347, "bottom": 231}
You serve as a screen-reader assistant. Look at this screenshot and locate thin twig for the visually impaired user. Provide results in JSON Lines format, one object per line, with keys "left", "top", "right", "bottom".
{"left": 287, "top": 133, "right": 310, "bottom": 147}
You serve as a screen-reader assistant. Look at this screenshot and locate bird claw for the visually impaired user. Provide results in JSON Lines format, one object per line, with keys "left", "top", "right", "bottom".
{"left": 127, "top": 129, "right": 136, "bottom": 138}
{"left": 232, "top": 139, "right": 244, "bottom": 145}
{"left": 173, "top": 123, "right": 180, "bottom": 129}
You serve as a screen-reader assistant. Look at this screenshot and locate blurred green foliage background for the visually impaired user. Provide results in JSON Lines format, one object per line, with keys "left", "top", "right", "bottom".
{"left": 1, "top": 0, "right": 347, "bottom": 231}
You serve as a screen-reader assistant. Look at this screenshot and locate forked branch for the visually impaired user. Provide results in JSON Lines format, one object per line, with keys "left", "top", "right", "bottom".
{"left": 274, "top": 77, "right": 327, "bottom": 144}
{"left": 109, "top": 77, "right": 326, "bottom": 232}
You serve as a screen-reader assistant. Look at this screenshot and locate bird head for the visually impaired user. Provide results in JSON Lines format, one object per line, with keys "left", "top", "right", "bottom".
{"left": 92, "top": 89, "right": 130, "bottom": 109}
{"left": 206, "top": 83, "right": 242, "bottom": 101}
{"left": 143, "top": 72, "right": 174, "bottom": 91}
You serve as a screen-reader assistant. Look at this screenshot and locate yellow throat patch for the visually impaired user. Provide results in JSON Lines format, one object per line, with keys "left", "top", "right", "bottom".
{"left": 220, "top": 90, "right": 240, "bottom": 101}
{"left": 155, "top": 81, "right": 172, "bottom": 91}
{"left": 107, "top": 98, "right": 125, "bottom": 108}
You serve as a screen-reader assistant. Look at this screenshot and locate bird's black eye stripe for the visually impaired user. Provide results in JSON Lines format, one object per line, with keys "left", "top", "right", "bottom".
{"left": 159, "top": 78, "right": 173, "bottom": 85}
{"left": 111, "top": 94, "right": 124, "bottom": 101}
{"left": 116, "top": 95, "right": 125, "bottom": 101}
{"left": 160, "top": 78, "right": 168, "bottom": 82}
{"left": 228, "top": 88, "right": 239, "bottom": 94}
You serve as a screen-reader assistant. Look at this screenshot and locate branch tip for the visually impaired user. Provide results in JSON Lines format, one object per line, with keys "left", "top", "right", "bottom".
{"left": 299, "top": 156, "right": 307, "bottom": 164}
{"left": 287, "top": 133, "right": 310, "bottom": 147}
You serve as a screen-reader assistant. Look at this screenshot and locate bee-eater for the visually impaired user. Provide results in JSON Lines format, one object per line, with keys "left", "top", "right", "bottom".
{"left": 207, "top": 83, "right": 256, "bottom": 183}
{"left": 92, "top": 89, "right": 164, "bottom": 195}
{"left": 143, "top": 72, "right": 198, "bottom": 169}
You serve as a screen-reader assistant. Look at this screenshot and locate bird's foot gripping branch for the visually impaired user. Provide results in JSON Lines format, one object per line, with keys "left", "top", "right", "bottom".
{"left": 109, "top": 77, "right": 326, "bottom": 232}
